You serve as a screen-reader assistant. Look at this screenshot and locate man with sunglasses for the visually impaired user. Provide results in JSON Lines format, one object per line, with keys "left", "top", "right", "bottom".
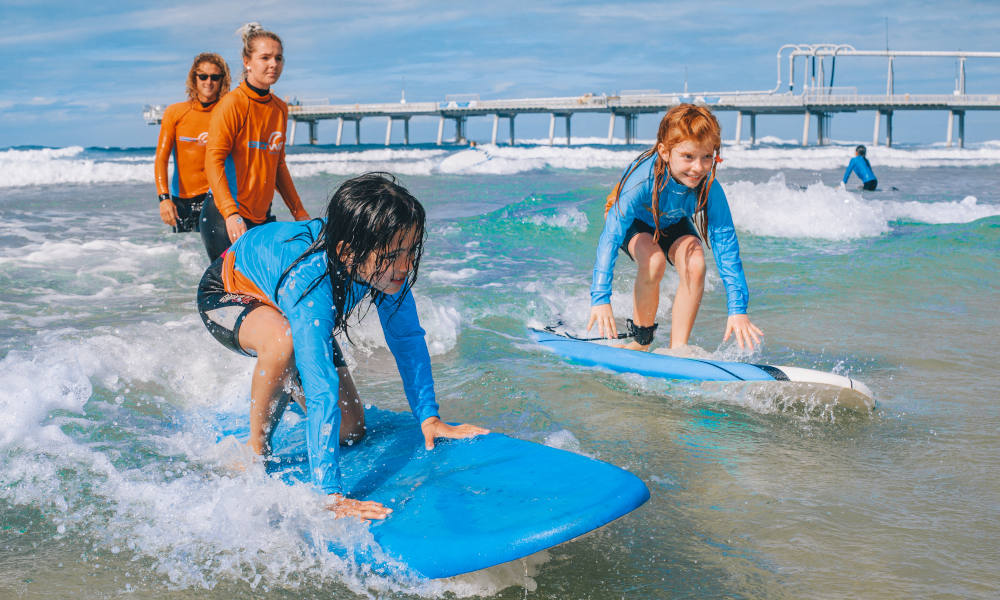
{"left": 154, "top": 52, "right": 231, "bottom": 247}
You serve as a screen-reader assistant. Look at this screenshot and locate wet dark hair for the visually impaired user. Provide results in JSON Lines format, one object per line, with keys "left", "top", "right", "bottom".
{"left": 855, "top": 145, "right": 872, "bottom": 170}
{"left": 275, "top": 172, "right": 426, "bottom": 338}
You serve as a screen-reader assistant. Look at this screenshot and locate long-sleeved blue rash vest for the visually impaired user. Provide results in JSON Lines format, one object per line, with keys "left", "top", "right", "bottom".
{"left": 842, "top": 156, "right": 876, "bottom": 184}
{"left": 591, "top": 154, "right": 750, "bottom": 315}
{"left": 229, "top": 219, "right": 439, "bottom": 495}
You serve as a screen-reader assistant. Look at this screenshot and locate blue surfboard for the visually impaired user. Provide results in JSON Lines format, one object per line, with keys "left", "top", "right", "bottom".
{"left": 530, "top": 327, "right": 874, "bottom": 410}
{"left": 213, "top": 405, "right": 649, "bottom": 579}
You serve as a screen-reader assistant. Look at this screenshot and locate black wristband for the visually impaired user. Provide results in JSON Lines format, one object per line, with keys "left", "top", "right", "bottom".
{"left": 158, "top": 193, "right": 171, "bottom": 203}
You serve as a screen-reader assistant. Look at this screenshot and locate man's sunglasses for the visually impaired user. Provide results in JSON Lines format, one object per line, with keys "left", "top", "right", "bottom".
{"left": 196, "top": 73, "right": 223, "bottom": 82}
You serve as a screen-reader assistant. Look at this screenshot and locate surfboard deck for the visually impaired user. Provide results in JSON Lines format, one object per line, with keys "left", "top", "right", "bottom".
{"left": 213, "top": 405, "right": 649, "bottom": 579}
{"left": 530, "top": 327, "right": 875, "bottom": 411}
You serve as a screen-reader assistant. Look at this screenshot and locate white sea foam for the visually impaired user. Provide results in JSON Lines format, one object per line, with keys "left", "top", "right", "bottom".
{"left": 727, "top": 173, "right": 1000, "bottom": 239}
{"left": 525, "top": 206, "right": 590, "bottom": 232}
{"left": 0, "top": 318, "right": 536, "bottom": 596}
{"left": 339, "top": 292, "right": 462, "bottom": 358}
{"left": 10, "top": 141, "right": 1000, "bottom": 187}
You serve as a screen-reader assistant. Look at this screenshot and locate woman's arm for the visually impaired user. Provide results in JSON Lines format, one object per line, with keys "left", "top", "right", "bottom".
{"left": 154, "top": 107, "right": 179, "bottom": 226}
{"left": 275, "top": 156, "right": 310, "bottom": 220}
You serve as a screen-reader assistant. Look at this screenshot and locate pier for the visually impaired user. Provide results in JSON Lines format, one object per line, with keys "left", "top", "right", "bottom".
{"left": 143, "top": 45, "right": 1000, "bottom": 148}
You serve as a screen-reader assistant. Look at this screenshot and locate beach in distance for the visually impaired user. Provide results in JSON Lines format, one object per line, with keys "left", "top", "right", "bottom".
{"left": 1, "top": 137, "right": 999, "bottom": 598}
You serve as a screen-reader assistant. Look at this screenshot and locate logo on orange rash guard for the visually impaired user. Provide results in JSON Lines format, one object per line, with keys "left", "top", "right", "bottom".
{"left": 248, "top": 132, "right": 283, "bottom": 154}
{"left": 267, "top": 131, "right": 284, "bottom": 153}
{"left": 179, "top": 133, "right": 208, "bottom": 145}
{"left": 198, "top": 131, "right": 208, "bottom": 144}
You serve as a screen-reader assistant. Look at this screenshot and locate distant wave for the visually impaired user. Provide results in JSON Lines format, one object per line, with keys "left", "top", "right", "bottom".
{"left": 6, "top": 141, "right": 1000, "bottom": 187}
{"left": 727, "top": 173, "right": 1000, "bottom": 240}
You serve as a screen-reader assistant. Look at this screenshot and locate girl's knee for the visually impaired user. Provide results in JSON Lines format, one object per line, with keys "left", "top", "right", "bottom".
{"left": 675, "top": 239, "right": 706, "bottom": 279}
{"left": 638, "top": 251, "right": 668, "bottom": 282}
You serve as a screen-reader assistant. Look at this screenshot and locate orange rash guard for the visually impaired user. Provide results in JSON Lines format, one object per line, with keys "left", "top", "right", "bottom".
{"left": 154, "top": 100, "right": 216, "bottom": 198}
{"left": 205, "top": 80, "right": 308, "bottom": 223}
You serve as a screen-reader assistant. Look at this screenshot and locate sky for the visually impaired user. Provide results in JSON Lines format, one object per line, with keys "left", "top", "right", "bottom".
{"left": 3, "top": 0, "right": 1000, "bottom": 148}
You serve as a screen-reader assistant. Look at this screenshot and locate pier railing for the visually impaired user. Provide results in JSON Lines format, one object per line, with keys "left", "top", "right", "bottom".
{"left": 142, "top": 44, "right": 1000, "bottom": 148}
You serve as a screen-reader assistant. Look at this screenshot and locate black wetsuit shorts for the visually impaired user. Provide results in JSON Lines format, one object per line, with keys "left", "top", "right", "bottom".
{"left": 170, "top": 193, "right": 208, "bottom": 233}
{"left": 199, "top": 197, "right": 276, "bottom": 262}
{"left": 620, "top": 217, "right": 700, "bottom": 266}
{"left": 197, "top": 255, "right": 347, "bottom": 367}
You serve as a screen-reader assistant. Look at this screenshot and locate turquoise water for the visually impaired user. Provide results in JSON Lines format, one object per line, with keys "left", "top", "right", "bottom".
{"left": 1, "top": 143, "right": 998, "bottom": 598}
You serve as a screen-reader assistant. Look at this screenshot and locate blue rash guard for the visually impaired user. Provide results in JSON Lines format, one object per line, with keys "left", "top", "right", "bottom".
{"left": 592, "top": 154, "right": 750, "bottom": 315}
{"left": 843, "top": 156, "right": 876, "bottom": 184}
{"left": 229, "top": 219, "right": 439, "bottom": 495}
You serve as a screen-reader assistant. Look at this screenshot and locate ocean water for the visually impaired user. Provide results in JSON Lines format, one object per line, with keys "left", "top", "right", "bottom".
{"left": 1, "top": 140, "right": 998, "bottom": 599}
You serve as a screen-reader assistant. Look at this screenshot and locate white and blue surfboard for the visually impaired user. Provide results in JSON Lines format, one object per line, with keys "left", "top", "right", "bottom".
{"left": 530, "top": 327, "right": 875, "bottom": 411}
{"left": 213, "top": 405, "right": 649, "bottom": 579}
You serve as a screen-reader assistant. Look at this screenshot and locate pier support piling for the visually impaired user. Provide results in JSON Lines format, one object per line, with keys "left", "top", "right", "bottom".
{"left": 607, "top": 113, "right": 615, "bottom": 144}
{"left": 549, "top": 113, "right": 571, "bottom": 145}
{"left": 957, "top": 110, "right": 965, "bottom": 148}
{"left": 885, "top": 111, "right": 893, "bottom": 147}
{"left": 491, "top": 115, "right": 499, "bottom": 145}
{"left": 308, "top": 120, "right": 318, "bottom": 145}
{"left": 384, "top": 117, "right": 392, "bottom": 146}
{"left": 436, "top": 117, "right": 444, "bottom": 145}
{"left": 749, "top": 113, "right": 757, "bottom": 146}
{"left": 288, "top": 119, "right": 297, "bottom": 146}
{"left": 355, "top": 119, "right": 361, "bottom": 145}
{"left": 873, "top": 111, "right": 881, "bottom": 146}
{"left": 735, "top": 112, "right": 743, "bottom": 144}
{"left": 336, "top": 117, "right": 344, "bottom": 146}
{"left": 801, "top": 111, "right": 811, "bottom": 146}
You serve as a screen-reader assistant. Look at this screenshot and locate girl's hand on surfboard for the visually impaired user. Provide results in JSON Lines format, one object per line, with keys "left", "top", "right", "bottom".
{"left": 326, "top": 494, "right": 393, "bottom": 522}
{"left": 420, "top": 417, "right": 490, "bottom": 450}
{"left": 587, "top": 303, "right": 617, "bottom": 339}
{"left": 723, "top": 314, "right": 763, "bottom": 351}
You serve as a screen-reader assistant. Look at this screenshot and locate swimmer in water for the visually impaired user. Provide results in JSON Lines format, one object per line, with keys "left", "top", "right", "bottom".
{"left": 842, "top": 145, "right": 878, "bottom": 191}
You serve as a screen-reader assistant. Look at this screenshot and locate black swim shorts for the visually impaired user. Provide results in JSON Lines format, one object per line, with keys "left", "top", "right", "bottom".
{"left": 196, "top": 256, "right": 347, "bottom": 367}
{"left": 620, "top": 217, "right": 700, "bottom": 266}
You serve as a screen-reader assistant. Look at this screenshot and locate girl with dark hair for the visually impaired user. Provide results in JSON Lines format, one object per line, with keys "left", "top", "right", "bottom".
{"left": 154, "top": 52, "right": 231, "bottom": 235}
{"left": 588, "top": 104, "right": 762, "bottom": 353}
{"left": 197, "top": 172, "right": 488, "bottom": 520}
{"left": 843, "top": 145, "right": 878, "bottom": 190}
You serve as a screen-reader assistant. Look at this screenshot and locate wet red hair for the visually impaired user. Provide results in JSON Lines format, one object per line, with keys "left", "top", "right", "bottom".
{"left": 606, "top": 103, "right": 722, "bottom": 247}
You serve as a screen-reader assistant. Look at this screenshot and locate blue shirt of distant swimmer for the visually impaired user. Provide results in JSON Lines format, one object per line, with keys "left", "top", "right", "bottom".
{"left": 229, "top": 219, "right": 439, "bottom": 495}
{"left": 592, "top": 154, "right": 750, "bottom": 315}
{"left": 843, "top": 156, "right": 876, "bottom": 184}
